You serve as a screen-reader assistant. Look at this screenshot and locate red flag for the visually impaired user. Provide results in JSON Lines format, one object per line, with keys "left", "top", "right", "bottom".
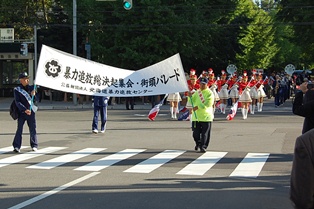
{"left": 148, "top": 94, "right": 168, "bottom": 121}
{"left": 226, "top": 101, "right": 238, "bottom": 121}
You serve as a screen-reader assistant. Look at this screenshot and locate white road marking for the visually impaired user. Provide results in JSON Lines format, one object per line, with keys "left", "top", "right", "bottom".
{"left": 0, "top": 146, "right": 28, "bottom": 154}
{"left": 229, "top": 153, "right": 270, "bottom": 178}
{"left": 0, "top": 147, "right": 67, "bottom": 168}
{"left": 8, "top": 172, "right": 100, "bottom": 209}
{"left": 75, "top": 149, "right": 146, "bottom": 171}
{"left": 27, "top": 148, "right": 105, "bottom": 169}
{"left": 124, "top": 150, "right": 185, "bottom": 173}
{"left": 177, "top": 151, "right": 228, "bottom": 175}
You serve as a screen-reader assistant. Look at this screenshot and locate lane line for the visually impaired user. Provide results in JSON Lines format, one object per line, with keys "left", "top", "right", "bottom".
{"left": 176, "top": 151, "right": 228, "bottom": 175}
{"left": 8, "top": 172, "right": 100, "bottom": 209}
{"left": 27, "top": 148, "right": 106, "bottom": 169}
{"left": 0, "top": 147, "right": 67, "bottom": 168}
{"left": 75, "top": 149, "right": 146, "bottom": 172}
{"left": 124, "top": 150, "right": 185, "bottom": 173}
{"left": 229, "top": 153, "right": 270, "bottom": 178}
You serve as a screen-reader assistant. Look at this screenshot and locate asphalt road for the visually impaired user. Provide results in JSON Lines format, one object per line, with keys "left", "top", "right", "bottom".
{"left": 0, "top": 101, "right": 302, "bottom": 209}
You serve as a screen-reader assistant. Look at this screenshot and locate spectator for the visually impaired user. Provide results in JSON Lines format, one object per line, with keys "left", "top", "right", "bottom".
{"left": 290, "top": 129, "right": 314, "bottom": 209}
{"left": 292, "top": 81, "right": 314, "bottom": 134}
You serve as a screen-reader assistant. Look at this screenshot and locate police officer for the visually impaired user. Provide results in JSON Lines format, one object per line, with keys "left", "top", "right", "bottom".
{"left": 92, "top": 96, "right": 110, "bottom": 134}
{"left": 12, "top": 72, "right": 38, "bottom": 153}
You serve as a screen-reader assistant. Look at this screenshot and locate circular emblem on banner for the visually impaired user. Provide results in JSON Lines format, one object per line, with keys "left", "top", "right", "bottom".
{"left": 44, "top": 60, "right": 61, "bottom": 78}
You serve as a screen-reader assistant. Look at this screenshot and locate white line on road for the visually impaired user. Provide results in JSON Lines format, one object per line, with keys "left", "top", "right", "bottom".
{"left": 176, "top": 151, "right": 228, "bottom": 175}
{"left": 75, "top": 149, "right": 146, "bottom": 171}
{"left": 124, "top": 150, "right": 185, "bottom": 173}
{"left": 0, "top": 147, "right": 67, "bottom": 168}
{"left": 229, "top": 153, "right": 270, "bottom": 178}
{"left": 8, "top": 172, "right": 100, "bottom": 209}
{"left": 27, "top": 148, "right": 106, "bottom": 169}
{"left": 0, "top": 146, "right": 28, "bottom": 154}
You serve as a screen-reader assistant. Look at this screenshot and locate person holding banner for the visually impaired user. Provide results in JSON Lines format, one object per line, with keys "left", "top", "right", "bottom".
{"left": 12, "top": 72, "right": 38, "bottom": 153}
{"left": 92, "top": 96, "right": 110, "bottom": 134}
{"left": 188, "top": 77, "right": 215, "bottom": 153}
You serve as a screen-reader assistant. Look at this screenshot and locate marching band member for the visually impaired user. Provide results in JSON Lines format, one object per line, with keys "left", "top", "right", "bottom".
{"left": 249, "top": 69, "right": 258, "bottom": 114}
{"left": 228, "top": 74, "right": 239, "bottom": 106}
{"left": 208, "top": 72, "right": 220, "bottom": 114}
{"left": 185, "top": 75, "right": 200, "bottom": 121}
{"left": 256, "top": 73, "right": 268, "bottom": 112}
{"left": 167, "top": 92, "right": 182, "bottom": 119}
{"left": 217, "top": 70, "right": 229, "bottom": 114}
{"left": 238, "top": 71, "right": 252, "bottom": 119}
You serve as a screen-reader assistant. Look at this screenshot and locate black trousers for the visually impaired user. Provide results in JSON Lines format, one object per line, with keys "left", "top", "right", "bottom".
{"left": 192, "top": 121, "right": 212, "bottom": 149}
{"left": 125, "top": 97, "right": 134, "bottom": 110}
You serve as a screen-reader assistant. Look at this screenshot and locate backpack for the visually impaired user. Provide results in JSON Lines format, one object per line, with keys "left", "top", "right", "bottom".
{"left": 10, "top": 100, "right": 19, "bottom": 120}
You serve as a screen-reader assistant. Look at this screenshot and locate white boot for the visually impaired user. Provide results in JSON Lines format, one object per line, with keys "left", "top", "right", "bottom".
{"left": 259, "top": 103, "right": 263, "bottom": 112}
{"left": 173, "top": 107, "right": 177, "bottom": 119}
{"left": 170, "top": 107, "right": 174, "bottom": 118}
{"left": 257, "top": 103, "right": 260, "bottom": 112}
{"left": 222, "top": 104, "right": 225, "bottom": 114}
{"left": 249, "top": 105, "right": 253, "bottom": 114}
{"left": 245, "top": 108, "right": 248, "bottom": 119}
{"left": 242, "top": 108, "right": 246, "bottom": 119}
{"left": 251, "top": 105, "right": 255, "bottom": 114}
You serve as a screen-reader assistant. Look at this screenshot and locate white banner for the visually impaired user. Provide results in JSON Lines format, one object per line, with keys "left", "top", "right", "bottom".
{"left": 35, "top": 45, "right": 188, "bottom": 97}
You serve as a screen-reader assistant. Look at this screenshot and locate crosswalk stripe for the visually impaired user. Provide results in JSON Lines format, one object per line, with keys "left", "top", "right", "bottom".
{"left": 27, "top": 148, "right": 106, "bottom": 170}
{"left": 124, "top": 150, "right": 185, "bottom": 173}
{"left": 229, "top": 153, "right": 270, "bottom": 178}
{"left": 75, "top": 149, "right": 146, "bottom": 172}
{"left": 176, "top": 151, "right": 228, "bottom": 175}
{"left": 0, "top": 146, "right": 29, "bottom": 154}
{"left": 0, "top": 147, "right": 67, "bottom": 168}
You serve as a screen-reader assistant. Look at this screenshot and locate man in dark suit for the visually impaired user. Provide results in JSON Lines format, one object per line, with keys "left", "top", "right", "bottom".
{"left": 12, "top": 72, "right": 38, "bottom": 153}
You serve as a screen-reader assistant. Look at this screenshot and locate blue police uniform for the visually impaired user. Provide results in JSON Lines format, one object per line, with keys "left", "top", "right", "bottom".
{"left": 92, "top": 96, "right": 110, "bottom": 133}
{"left": 13, "top": 84, "right": 38, "bottom": 151}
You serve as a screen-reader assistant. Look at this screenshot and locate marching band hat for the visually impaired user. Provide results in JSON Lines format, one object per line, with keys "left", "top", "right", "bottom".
{"left": 18, "top": 72, "right": 29, "bottom": 79}
{"left": 190, "top": 68, "right": 196, "bottom": 75}
{"left": 200, "top": 77, "right": 208, "bottom": 84}
{"left": 202, "top": 70, "right": 208, "bottom": 74}
{"left": 221, "top": 70, "right": 226, "bottom": 75}
{"left": 252, "top": 69, "right": 257, "bottom": 74}
{"left": 208, "top": 68, "right": 213, "bottom": 74}
{"left": 243, "top": 70, "right": 247, "bottom": 76}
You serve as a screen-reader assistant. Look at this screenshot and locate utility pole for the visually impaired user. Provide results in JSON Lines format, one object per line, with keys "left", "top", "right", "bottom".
{"left": 72, "top": 0, "right": 78, "bottom": 105}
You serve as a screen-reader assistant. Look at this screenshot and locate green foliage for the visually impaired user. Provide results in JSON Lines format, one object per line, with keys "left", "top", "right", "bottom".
{"left": 1, "top": 0, "right": 313, "bottom": 73}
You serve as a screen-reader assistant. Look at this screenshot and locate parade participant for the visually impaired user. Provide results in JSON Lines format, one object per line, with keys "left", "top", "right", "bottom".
{"left": 228, "top": 74, "right": 239, "bottom": 106}
{"left": 273, "top": 74, "right": 283, "bottom": 107}
{"left": 167, "top": 92, "right": 182, "bottom": 119}
{"left": 217, "top": 70, "right": 229, "bottom": 114}
{"left": 256, "top": 73, "right": 268, "bottom": 112}
{"left": 190, "top": 68, "right": 196, "bottom": 77}
{"left": 12, "top": 72, "right": 38, "bottom": 153}
{"left": 249, "top": 70, "right": 258, "bottom": 114}
{"left": 188, "top": 77, "right": 215, "bottom": 153}
{"left": 92, "top": 96, "right": 110, "bottom": 133}
{"left": 185, "top": 75, "right": 200, "bottom": 121}
{"left": 208, "top": 72, "right": 219, "bottom": 113}
{"left": 238, "top": 71, "right": 252, "bottom": 119}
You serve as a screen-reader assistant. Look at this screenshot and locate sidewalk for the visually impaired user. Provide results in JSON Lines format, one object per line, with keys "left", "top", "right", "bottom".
{"left": 0, "top": 97, "right": 160, "bottom": 111}
{"left": 0, "top": 96, "right": 293, "bottom": 111}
